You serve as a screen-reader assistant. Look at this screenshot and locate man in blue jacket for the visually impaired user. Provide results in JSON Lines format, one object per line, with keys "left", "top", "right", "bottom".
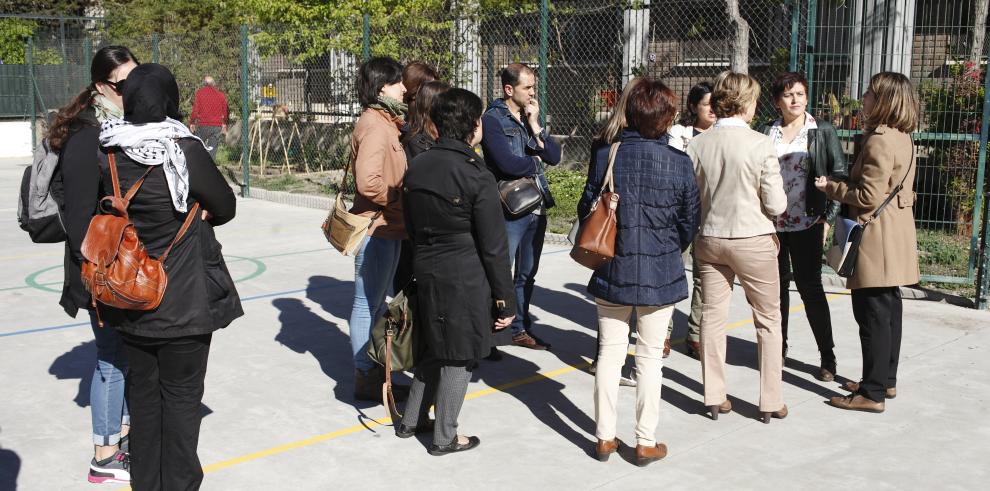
{"left": 481, "top": 63, "right": 561, "bottom": 352}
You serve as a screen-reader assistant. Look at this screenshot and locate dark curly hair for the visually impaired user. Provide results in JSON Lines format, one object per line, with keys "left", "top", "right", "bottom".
{"left": 431, "top": 88, "right": 483, "bottom": 143}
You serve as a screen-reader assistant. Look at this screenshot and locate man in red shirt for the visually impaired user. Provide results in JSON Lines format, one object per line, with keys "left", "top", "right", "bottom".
{"left": 189, "top": 75, "right": 229, "bottom": 159}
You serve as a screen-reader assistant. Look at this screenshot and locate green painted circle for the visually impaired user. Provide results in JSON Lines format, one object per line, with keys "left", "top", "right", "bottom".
{"left": 23, "top": 255, "right": 266, "bottom": 294}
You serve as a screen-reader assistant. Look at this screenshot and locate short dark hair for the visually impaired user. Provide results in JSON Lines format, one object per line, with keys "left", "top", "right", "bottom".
{"left": 431, "top": 88, "right": 483, "bottom": 143}
{"left": 357, "top": 57, "right": 404, "bottom": 108}
{"left": 771, "top": 72, "right": 809, "bottom": 102}
{"left": 624, "top": 78, "right": 678, "bottom": 139}
{"left": 500, "top": 63, "right": 534, "bottom": 90}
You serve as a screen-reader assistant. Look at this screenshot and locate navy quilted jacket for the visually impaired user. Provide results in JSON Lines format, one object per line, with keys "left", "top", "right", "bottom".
{"left": 578, "top": 130, "right": 700, "bottom": 307}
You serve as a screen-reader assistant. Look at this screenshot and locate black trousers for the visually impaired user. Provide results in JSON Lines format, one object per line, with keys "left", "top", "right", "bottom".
{"left": 851, "top": 287, "right": 902, "bottom": 402}
{"left": 122, "top": 333, "right": 212, "bottom": 491}
{"left": 777, "top": 223, "right": 836, "bottom": 369}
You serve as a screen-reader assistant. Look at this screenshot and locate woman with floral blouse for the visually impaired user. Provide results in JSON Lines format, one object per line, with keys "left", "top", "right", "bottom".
{"left": 761, "top": 72, "right": 848, "bottom": 382}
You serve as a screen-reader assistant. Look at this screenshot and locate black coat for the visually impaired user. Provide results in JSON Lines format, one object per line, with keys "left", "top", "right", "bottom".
{"left": 402, "top": 138, "right": 516, "bottom": 361}
{"left": 402, "top": 132, "right": 435, "bottom": 162}
{"left": 62, "top": 134, "right": 242, "bottom": 337}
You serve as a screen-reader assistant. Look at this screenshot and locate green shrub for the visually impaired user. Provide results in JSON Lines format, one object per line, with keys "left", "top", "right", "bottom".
{"left": 546, "top": 168, "right": 586, "bottom": 234}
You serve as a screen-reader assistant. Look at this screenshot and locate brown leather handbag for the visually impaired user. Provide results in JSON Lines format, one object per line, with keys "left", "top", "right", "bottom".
{"left": 570, "top": 142, "right": 620, "bottom": 270}
{"left": 80, "top": 152, "right": 199, "bottom": 326}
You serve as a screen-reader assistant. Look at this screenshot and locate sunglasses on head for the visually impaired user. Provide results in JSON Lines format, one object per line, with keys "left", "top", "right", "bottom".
{"left": 104, "top": 78, "right": 127, "bottom": 94}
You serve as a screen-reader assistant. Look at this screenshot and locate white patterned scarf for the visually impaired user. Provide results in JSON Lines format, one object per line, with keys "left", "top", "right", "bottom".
{"left": 98, "top": 117, "right": 200, "bottom": 212}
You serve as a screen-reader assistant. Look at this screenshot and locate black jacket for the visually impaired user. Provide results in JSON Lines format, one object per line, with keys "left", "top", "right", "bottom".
{"left": 402, "top": 132, "right": 435, "bottom": 162}
{"left": 760, "top": 119, "right": 848, "bottom": 223}
{"left": 61, "top": 134, "right": 242, "bottom": 337}
{"left": 402, "top": 138, "right": 516, "bottom": 361}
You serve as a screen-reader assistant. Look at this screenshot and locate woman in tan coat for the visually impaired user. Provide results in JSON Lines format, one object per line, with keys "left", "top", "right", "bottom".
{"left": 346, "top": 57, "right": 410, "bottom": 401}
{"left": 688, "top": 71, "right": 788, "bottom": 424}
{"left": 815, "top": 71, "right": 920, "bottom": 413}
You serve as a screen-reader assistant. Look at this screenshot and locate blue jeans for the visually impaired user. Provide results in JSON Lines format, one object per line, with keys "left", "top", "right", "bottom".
{"left": 349, "top": 236, "right": 402, "bottom": 372}
{"left": 89, "top": 311, "right": 130, "bottom": 446}
{"left": 505, "top": 214, "right": 547, "bottom": 336}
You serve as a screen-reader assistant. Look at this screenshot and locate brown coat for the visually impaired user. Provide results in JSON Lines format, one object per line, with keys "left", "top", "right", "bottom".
{"left": 825, "top": 125, "right": 920, "bottom": 289}
{"left": 349, "top": 108, "right": 407, "bottom": 239}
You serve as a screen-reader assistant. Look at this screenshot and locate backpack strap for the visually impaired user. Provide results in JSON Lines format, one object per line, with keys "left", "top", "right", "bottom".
{"left": 108, "top": 152, "right": 155, "bottom": 202}
{"left": 159, "top": 202, "right": 201, "bottom": 263}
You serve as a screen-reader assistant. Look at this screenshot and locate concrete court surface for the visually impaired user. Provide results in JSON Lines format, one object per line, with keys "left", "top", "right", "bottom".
{"left": 0, "top": 155, "right": 988, "bottom": 491}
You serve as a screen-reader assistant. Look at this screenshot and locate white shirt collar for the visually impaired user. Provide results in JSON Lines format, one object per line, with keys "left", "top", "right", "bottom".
{"left": 714, "top": 117, "right": 750, "bottom": 129}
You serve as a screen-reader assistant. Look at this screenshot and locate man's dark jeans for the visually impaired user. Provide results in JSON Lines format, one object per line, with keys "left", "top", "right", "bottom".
{"left": 505, "top": 213, "right": 547, "bottom": 336}
{"left": 195, "top": 125, "right": 223, "bottom": 159}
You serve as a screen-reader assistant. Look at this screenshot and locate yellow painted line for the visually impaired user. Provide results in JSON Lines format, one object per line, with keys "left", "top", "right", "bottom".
{"left": 117, "top": 291, "right": 847, "bottom": 489}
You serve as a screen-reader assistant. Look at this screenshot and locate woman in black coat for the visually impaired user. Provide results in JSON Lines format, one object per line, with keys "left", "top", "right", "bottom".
{"left": 78, "top": 63, "right": 241, "bottom": 490}
{"left": 397, "top": 88, "right": 516, "bottom": 455}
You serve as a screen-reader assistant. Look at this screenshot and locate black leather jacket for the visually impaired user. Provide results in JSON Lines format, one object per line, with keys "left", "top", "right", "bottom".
{"left": 761, "top": 119, "right": 848, "bottom": 223}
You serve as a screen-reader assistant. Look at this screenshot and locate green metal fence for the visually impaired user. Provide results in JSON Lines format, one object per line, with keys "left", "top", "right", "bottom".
{"left": 5, "top": 1, "right": 990, "bottom": 306}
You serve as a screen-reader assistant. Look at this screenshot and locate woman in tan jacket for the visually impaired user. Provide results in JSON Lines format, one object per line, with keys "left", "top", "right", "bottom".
{"left": 346, "top": 56, "right": 410, "bottom": 401}
{"left": 815, "top": 72, "right": 920, "bottom": 413}
{"left": 687, "top": 71, "right": 788, "bottom": 424}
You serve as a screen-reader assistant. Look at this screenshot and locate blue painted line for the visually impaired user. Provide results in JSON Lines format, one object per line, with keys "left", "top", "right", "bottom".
{"left": 1, "top": 246, "right": 570, "bottom": 338}
{"left": 0, "top": 321, "right": 90, "bottom": 337}
{"left": 1, "top": 283, "right": 349, "bottom": 339}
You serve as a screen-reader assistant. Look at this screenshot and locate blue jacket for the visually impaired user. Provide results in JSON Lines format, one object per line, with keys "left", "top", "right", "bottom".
{"left": 481, "top": 98, "right": 561, "bottom": 208}
{"left": 578, "top": 130, "right": 700, "bottom": 307}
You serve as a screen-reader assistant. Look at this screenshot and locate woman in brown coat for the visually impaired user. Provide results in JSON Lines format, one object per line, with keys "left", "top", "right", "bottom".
{"left": 815, "top": 71, "right": 920, "bottom": 413}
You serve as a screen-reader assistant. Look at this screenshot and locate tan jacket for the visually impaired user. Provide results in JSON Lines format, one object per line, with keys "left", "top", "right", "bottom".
{"left": 825, "top": 125, "right": 920, "bottom": 289}
{"left": 687, "top": 123, "right": 786, "bottom": 238}
{"left": 349, "top": 108, "right": 407, "bottom": 239}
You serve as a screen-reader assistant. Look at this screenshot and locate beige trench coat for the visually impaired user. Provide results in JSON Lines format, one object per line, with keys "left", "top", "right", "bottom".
{"left": 825, "top": 125, "right": 920, "bottom": 289}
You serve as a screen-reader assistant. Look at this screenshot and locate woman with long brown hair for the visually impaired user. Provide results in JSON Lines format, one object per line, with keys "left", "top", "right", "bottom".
{"left": 816, "top": 72, "right": 920, "bottom": 412}
{"left": 401, "top": 80, "right": 450, "bottom": 160}
{"left": 50, "top": 45, "right": 139, "bottom": 484}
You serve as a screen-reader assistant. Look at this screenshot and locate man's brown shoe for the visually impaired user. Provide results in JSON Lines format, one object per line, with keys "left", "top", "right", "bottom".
{"left": 829, "top": 394, "right": 884, "bottom": 413}
{"left": 843, "top": 381, "right": 896, "bottom": 399}
{"left": 595, "top": 438, "right": 619, "bottom": 462}
{"left": 817, "top": 367, "right": 835, "bottom": 382}
{"left": 512, "top": 332, "right": 548, "bottom": 350}
{"left": 635, "top": 443, "right": 668, "bottom": 467}
{"left": 685, "top": 340, "right": 701, "bottom": 359}
{"left": 663, "top": 338, "right": 671, "bottom": 359}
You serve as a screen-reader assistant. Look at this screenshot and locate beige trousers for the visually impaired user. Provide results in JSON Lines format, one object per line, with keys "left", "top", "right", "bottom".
{"left": 594, "top": 298, "right": 674, "bottom": 446}
{"left": 694, "top": 234, "right": 784, "bottom": 412}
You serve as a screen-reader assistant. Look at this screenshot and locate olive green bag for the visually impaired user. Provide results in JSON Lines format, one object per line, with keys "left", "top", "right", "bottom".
{"left": 367, "top": 284, "right": 421, "bottom": 416}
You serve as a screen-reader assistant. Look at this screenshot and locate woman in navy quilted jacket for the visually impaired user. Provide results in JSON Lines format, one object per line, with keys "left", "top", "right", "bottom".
{"left": 578, "top": 78, "right": 699, "bottom": 467}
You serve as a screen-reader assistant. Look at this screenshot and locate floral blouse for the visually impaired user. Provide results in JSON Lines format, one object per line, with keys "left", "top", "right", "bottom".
{"left": 769, "top": 113, "right": 819, "bottom": 232}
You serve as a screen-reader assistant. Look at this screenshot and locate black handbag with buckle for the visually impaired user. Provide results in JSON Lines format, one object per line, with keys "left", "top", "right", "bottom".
{"left": 497, "top": 176, "right": 543, "bottom": 217}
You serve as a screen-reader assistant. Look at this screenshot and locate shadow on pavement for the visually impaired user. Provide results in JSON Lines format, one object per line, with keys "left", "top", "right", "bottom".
{"left": 273, "top": 275, "right": 378, "bottom": 411}
{"left": 0, "top": 439, "right": 20, "bottom": 491}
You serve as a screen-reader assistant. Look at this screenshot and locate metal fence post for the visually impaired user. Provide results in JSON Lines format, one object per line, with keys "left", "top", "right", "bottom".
{"left": 60, "top": 16, "right": 69, "bottom": 105}
{"left": 362, "top": 14, "right": 371, "bottom": 61}
{"left": 152, "top": 32, "right": 160, "bottom": 63}
{"left": 27, "top": 36, "right": 36, "bottom": 151}
{"left": 240, "top": 24, "right": 251, "bottom": 198}
{"left": 538, "top": 0, "right": 548, "bottom": 128}
{"left": 972, "top": 61, "right": 990, "bottom": 308}
{"left": 789, "top": 0, "right": 800, "bottom": 72}
{"left": 804, "top": 0, "right": 817, "bottom": 105}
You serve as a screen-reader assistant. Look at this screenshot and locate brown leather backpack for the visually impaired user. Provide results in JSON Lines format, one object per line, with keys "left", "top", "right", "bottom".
{"left": 80, "top": 152, "right": 199, "bottom": 326}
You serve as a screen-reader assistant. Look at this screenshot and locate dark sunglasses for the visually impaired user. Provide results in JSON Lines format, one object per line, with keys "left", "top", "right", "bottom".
{"left": 104, "top": 78, "right": 127, "bottom": 94}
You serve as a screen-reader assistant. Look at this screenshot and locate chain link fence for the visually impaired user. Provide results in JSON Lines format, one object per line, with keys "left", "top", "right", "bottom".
{"left": 4, "top": 1, "right": 990, "bottom": 303}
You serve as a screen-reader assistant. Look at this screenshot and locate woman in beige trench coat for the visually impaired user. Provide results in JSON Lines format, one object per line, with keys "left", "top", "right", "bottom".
{"left": 815, "top": 71, "right": 920, "bottom": 413}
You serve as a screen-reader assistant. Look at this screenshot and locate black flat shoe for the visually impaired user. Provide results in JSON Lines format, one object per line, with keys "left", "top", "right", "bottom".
{"left": 428, "top": 436, "right": 480, "bottom": 456}
{"left": 395, "top": 419, "right": 435, "bottom": 439}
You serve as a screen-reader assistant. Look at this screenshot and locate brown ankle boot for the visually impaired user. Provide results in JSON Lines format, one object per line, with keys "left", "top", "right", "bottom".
{"left": 354, "top": 366, "right": 383, "bottom": 401}
{"left": 595, "top": 438, "right": 619, "bottom": 462}
{"left": 635, "top": 443, "right": 668, "bottom": 467}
